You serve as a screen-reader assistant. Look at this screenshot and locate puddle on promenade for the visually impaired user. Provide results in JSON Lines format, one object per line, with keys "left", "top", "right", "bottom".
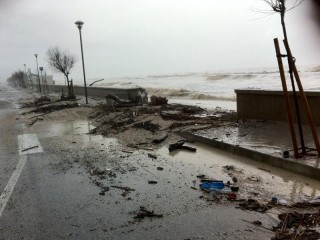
{"left": 34, "top": 120, "right": 96, "bottom": 138}
{"left": 33, "top": 119, "right": 320, "bottom": 204}
{"left": 157, "top": 142, "right": 320, "bottom": 203}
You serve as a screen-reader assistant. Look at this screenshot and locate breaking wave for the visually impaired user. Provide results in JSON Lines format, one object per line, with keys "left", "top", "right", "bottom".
{"left": 308, "top": 65, "right": 320, "bottom": 72}
{"left": 190, "top": 93, "right": 235, "bottom": 101}
{"left": 146, "top": 88, "right": 191, "bottom": 97}
{"left": 146, "top": 88, "right": 235, "bottom": 101}
{"left": 206, "top": 73, "right": 256, "bottom": 81}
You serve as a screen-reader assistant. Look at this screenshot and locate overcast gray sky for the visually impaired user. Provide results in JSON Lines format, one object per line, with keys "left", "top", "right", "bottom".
{"left": 0, "top": 0, "right": 319, "bottom": 84}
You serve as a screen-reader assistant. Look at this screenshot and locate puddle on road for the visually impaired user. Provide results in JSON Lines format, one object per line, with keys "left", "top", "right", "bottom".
{"left": 34, "top": 120, "right": 95, "bottom": 138}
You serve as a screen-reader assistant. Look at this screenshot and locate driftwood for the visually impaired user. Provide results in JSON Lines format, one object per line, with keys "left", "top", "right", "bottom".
{"left": 21, "top": 145, "right": 39, "bottom": 152}
{"left": 152, "top": 132, "right": 168, "bottom": 144}
{"left": 168, "top": 140, "right": 197, "bottom": 152}
{"left": 134, "top": 206, "right": 163, "bottom": 219}
{"left": 111, "top": 185, "right": 135, "bottom": 192}
{"left": 105, "top": 94, "right": 131, "bottom": 104}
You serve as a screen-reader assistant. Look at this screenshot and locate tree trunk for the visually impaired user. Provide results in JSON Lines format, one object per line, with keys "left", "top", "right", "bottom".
{"left": 280, "top": 2, "right": 306, "bottom": 155}
{"left": 65, "top": 74, "right": 71, "bottom": 97}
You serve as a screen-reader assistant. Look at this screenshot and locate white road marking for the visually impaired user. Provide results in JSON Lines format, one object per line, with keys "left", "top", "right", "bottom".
{"left": 0, "top": 155, "right": 27, "bottom": 217}
{"left": 18, "top": 134, "right": 43, "bottom": 155}
{"left": 0, "top": 133, "right": 43, "bottom": 217}
{"left": 0, "top": 97, "right": 14, "bottom": 103}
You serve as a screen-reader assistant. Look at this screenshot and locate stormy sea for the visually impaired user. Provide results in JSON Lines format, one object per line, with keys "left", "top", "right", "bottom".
{"left": 97, "top": 65, "right": 320, "bottom": 110}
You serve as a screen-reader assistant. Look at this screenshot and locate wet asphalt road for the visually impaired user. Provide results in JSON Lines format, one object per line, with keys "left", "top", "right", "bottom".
{"left": 0, "top": 86, "right": 278, "bottom": 239}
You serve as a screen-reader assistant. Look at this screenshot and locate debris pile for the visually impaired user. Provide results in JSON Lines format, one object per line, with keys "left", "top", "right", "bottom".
{"left": 35, "top": 96, "right": 51, "bottom": 106}
{"left": 150, "top": 96, "right": 168, "bottom": 106}
{"left": 133, "top": 120, "right": 160, "bottom": 133}
{"left": 272, "top": 212, "right": 320, "bottom": 240}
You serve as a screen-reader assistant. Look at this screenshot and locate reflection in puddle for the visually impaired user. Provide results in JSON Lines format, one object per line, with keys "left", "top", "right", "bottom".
{"left": 35, "top": 120, "right": 95, "bottom": 138}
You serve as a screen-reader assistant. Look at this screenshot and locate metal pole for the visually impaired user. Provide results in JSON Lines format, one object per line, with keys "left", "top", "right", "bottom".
{"left": 283, "top": 39, "right": 320, "bottom": 156}
{"left": 76, "top": 23, "right": 88, "bottom": 104}
{"left": 23, "top": 64, "right": 27, "bottom": 88}
{"left": 40, "top": 67, "right": 44, "bottom": 94}
{"left": 34, "top": 54, "right": 42, "bottom": 94}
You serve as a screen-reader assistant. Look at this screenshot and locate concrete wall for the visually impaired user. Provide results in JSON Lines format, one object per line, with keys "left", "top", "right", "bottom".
{"left": 235, "top": 89, "right": 320, "bottom": 125}
{"left": 49, "top": 85, "right": 146, "bottom": 102}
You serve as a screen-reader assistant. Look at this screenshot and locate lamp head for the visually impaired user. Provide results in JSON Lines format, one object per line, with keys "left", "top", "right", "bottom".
{"left": 34, "top": 54, "right": 38, "bottom": 58}
{"left": 39, "top": 67, "right": 43, "bottom": 71}
{"left": 75, "top": 20, "right": 84, "bottom": 29}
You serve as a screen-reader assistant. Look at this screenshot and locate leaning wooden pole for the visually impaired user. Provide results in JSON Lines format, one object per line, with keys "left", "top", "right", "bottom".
{"left": 274, "top": 38, "right": 299, "bottom": 158}
{"left": 283, "top": 39, "right": 320, "bottom": 156}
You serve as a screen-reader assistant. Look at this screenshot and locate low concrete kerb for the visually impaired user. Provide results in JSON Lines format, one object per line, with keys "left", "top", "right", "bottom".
{"left": 179, "top": 131, "right": 320, "bottom": 181}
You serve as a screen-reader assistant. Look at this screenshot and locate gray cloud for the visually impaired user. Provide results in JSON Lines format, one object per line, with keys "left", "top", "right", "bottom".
{"left": 0, "top": 0, "right": 319, "bottom": 84}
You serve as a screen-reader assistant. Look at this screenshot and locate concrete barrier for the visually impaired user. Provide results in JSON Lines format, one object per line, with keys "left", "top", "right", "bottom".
{"left": 235, "top": 89, "right": 320, "bottom": 125}
{"left": 47, "top": 85, "right": 147, "bottom": 103}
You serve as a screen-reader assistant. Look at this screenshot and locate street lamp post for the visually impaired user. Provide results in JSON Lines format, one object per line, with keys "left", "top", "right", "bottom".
{"left": 34, "top": 54, "right": 42, "bottom": 94}
{"left": 75, "top": 20, "right": 88, "bottom": 104}
{"left": 39, "top": 67, "right": 44, "bottom": 94}
{"left": 23, "top": 64, "right": 27, "bottom": 88}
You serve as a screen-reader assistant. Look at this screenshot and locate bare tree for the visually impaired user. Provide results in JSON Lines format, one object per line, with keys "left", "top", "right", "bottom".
{"left": 47, "top": 47, "right": 76, "bottom": 96}
{"left": 262, "top": 0, "right": 303, "bottom": 42}
{"left": 262, "top": 0, "right": 320, "bottom": 157}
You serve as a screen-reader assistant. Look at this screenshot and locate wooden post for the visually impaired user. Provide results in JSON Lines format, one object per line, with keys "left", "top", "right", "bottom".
{"left": 283, "top": 39, "right": 320, "bottom": 156}
{"left": 274, "top": 38, "right": 299, "bottom": 158}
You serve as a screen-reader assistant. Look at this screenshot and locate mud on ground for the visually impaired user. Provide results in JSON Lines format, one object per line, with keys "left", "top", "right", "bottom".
{"left": 88, "top": 103, "right": 237, "bottom": 150}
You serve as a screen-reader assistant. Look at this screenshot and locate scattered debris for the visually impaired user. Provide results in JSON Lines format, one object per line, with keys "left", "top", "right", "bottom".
{"left": 133, "top": 206, "right": 163, "bottom": 219}
{"left": 227, "top": 193, "right": 237, "bottom": 200}
{"left": 111, "top": 185, "right": 135, "bottom": 192}
{"left": 105, "top": 94, "right": 134, "bottom": 105}
{"left": 148, "top": 153, "right": 157, "bottom": 159}
{"left": 21, "top": 145, "right": 39, "bottom": 152}
{"left": 152, "top": 132, "right": 168, "bottom": 144}
{"left": 148, "top": 180, "right": 158, "bottom": 184}
{"left": 253, "top": 221, "right": 262, "bottom": 226}
{"left": 32, "top": 101, "right": 79, "bottom": 113}
{"left": 230, "top": 186, "right": 239, "bottom": 192}
{"left": 232, "top": 176, "right": 238, "bottom": 183}
{"left": 238, "top": 199, "right": 271, "bottom": 213}
{"left": 111, "top": 185, "right": 135, "bottom": 197}
{"left": 122, "top": 150, "right": 134, "bottom": 154}
{"left": 90, "top": 167, "right": 107, "bottom": 176}
{"left": 168, "top": 140, "right": 197, "bottom": 152}
{"left": 257, "top": 167, "right": 271, "bottom": 173}
{"left": 35, "top": 96, "right": 51, "bottom": 106}
{"left": 247, "top": 175, "right": 261, "bottom": 182}
{"left": 278, "top": 199, "right": 288, "bottom": 205}
{"left": 156, "top": 167, "right": 164, "bottom": 171}
{"left": 272, "top": 212, "right": 320, "bottom": 240}
{"left": 242, "top": 219, "right": 272, "bottom": 232}
{"left": 196, "top": 174, "right": 206, "bottom": 179}
{"left": 99, "top": 186, "right": 110, "bottom": 196}
{"left": 292, "top": 200, "right": 320, "bottom": 208}
{"left": 223, "top": 165, "right": 235, "bottom": 171}
{"left": 200, "top": 182, "right": 225, "bottom": 192}
{"left": 133, "top": 121, "right": 160, "bottom": 133}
